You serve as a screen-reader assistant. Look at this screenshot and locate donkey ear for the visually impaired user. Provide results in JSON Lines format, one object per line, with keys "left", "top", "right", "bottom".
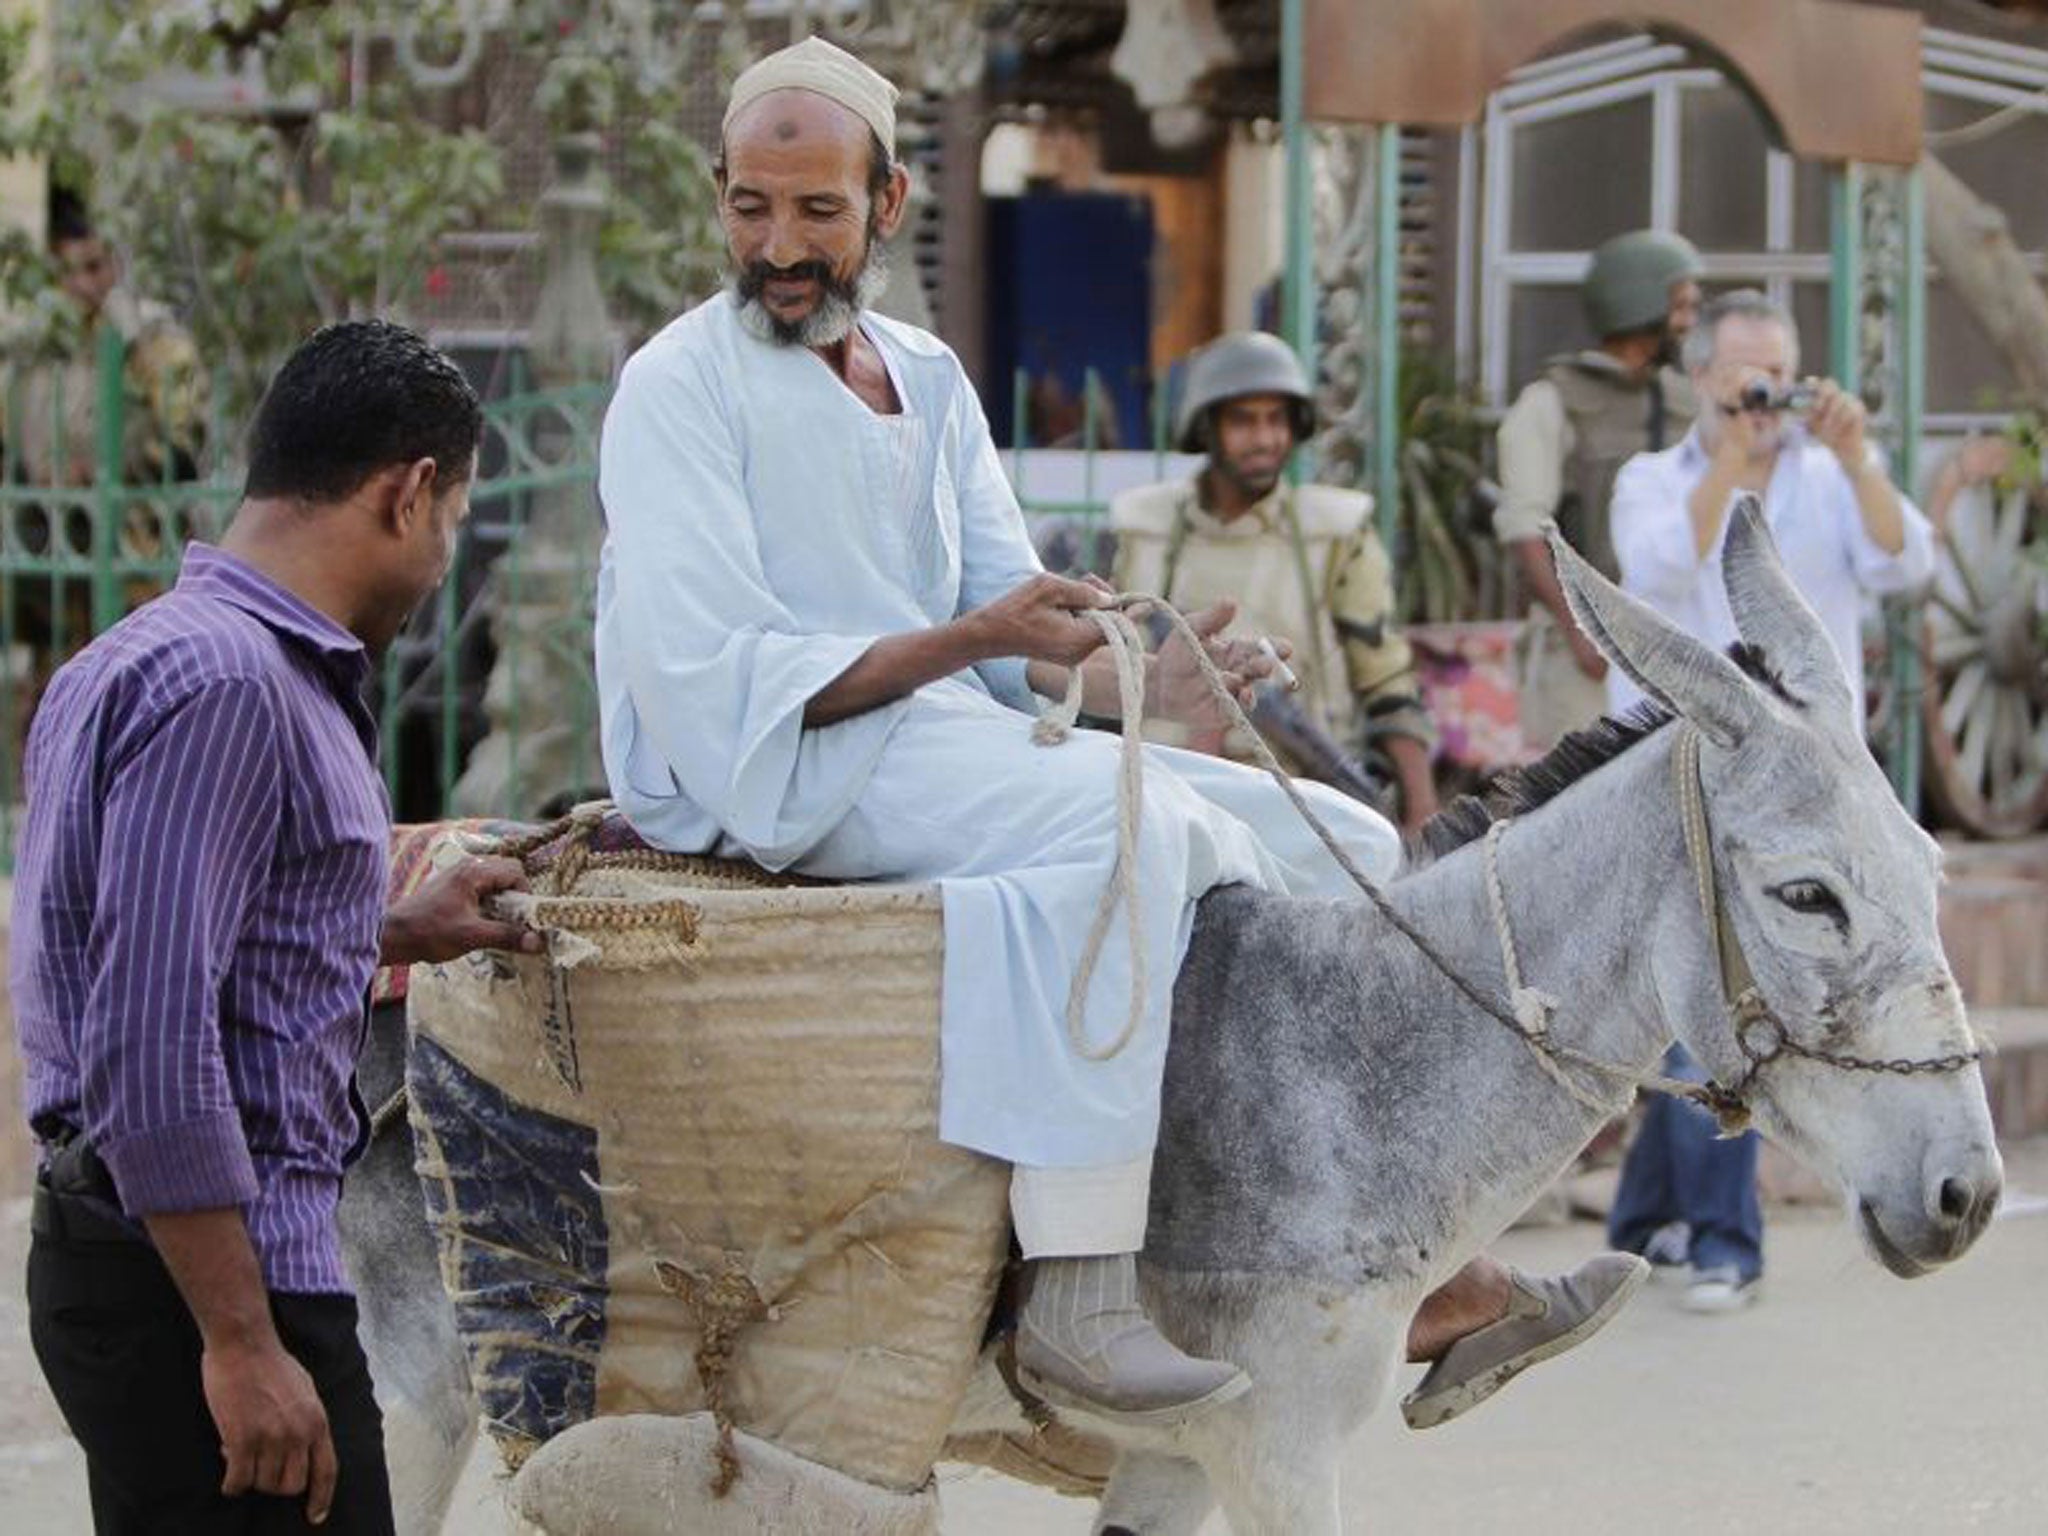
{"left": 1720, "top": 496, "right": 1857, "bottom": 719}
{"left": 1548, "top": 526, "right": 1762, "bottom": 747}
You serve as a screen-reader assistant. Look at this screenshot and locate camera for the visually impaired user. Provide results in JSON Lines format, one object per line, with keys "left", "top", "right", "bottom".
{"left": 1735, "top": 380, "right": 1815, "bottom": 414}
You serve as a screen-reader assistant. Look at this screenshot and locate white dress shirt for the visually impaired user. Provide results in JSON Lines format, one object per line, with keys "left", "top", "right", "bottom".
{"left": 1608, "top": 425, "right": 1934, "bottom": 721}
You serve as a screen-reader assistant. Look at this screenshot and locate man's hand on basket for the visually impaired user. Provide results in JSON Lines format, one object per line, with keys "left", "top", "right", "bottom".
{"left": 1149, "top": 599, "right": 1293, "bottom": 743}
{"left": 381, "top": 855, "right": 543, "bottom": 966}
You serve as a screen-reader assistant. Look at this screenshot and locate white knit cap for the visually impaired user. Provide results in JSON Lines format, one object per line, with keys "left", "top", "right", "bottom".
{"left": 722, "top": 36, "right": 899, "bottom": 159}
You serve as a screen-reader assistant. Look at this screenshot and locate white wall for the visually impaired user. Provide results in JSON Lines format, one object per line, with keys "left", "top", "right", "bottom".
{"left": 1220, "top": 128, "right": 1284, "bottom": 333}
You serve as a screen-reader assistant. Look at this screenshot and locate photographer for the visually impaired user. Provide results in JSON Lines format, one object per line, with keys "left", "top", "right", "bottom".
{"left": 1608, "top": 288, "right": 1932, "bottom": 722}
{"left": 1601, "top": 289, "right": 1932, "bottom": 1315}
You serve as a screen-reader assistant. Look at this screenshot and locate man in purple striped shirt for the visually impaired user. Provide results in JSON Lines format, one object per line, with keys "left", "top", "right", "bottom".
{"left": 13, "top": 319, "right": 538, "bottom": 1534}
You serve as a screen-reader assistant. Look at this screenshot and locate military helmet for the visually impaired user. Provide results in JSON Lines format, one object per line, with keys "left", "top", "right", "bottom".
{"left": 1581, "top": 230, "right": 1703, "bottom": 340}
{"left": 1174, "top": 330, "right": 1316, "bottom": 453}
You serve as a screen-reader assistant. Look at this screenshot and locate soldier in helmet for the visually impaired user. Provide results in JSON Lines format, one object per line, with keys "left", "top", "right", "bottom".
{"left": 7, "top": 190, "right": 209, "bottom": 489}
{"left": 1495, "top": 230, "right": 1702, "bottom": 749}
{"left": 1109, "top": 331, "right": 1440, "bottom": 833}
{"left": 2, "top": 192, "right": 211, "bottom": 724}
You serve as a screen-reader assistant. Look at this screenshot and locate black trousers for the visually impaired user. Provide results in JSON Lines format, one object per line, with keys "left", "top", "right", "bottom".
{"left": 27, "top": 1183, "right": 396, "bottom": 1536}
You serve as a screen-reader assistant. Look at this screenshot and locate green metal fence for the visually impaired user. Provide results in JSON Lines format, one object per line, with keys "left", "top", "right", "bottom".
{"left": 0, "top": 334, "right": 611, "bottom": 864}
{"left": 381, "top": 373, "right": 613, "bottom": 822}
{"left": 2, "top": 331, "right": 240, "bottom": 865}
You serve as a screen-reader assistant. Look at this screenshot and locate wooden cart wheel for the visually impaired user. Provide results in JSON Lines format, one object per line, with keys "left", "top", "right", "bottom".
{"left": 1922, "top": 481, "right": 2048, "bottom": 838}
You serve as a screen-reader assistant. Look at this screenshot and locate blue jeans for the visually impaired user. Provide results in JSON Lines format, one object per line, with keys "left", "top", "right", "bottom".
{"left": 1607, "top": 1044, "right": 1763, "bottom": 1280}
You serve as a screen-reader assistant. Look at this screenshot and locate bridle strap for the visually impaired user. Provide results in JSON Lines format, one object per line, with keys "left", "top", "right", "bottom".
{"left": 1671, "top": 726, "right": 1766, "bottom": 1018}
{"left": 1670, "top": 725, "right": 1780, "bottom": 1133}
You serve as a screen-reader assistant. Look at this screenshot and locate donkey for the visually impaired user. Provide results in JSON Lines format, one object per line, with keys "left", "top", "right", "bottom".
{"left": 344, "top": 506, "right": 2001, "bottom": 1534}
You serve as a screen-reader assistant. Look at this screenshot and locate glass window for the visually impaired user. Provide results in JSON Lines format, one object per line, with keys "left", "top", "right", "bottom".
{"left": 1678, "top": 84, "right": 1769, "bottom": 252}
{"left": 1486, "top": 35, "right": 2048, "bottom": 427}
{"left": 1506, "top": 284, "right": 1589, "bottom": 391}
{"left": 1509, "top": 96, "right": 1653, "bottom": 250}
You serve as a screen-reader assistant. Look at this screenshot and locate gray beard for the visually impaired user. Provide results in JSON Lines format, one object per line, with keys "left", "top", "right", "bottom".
{"left": 728, "top": 244, "right": 891, "bottom": 348}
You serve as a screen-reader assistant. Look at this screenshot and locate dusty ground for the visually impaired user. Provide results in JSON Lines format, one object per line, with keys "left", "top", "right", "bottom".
{"left": 6, "top": 1142, "right": 2047, "bottom": 1534}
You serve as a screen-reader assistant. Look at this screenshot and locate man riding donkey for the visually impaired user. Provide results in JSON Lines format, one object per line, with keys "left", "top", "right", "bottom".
{"left": 597, "top": 36, "right": 1642, "bottom": 1433}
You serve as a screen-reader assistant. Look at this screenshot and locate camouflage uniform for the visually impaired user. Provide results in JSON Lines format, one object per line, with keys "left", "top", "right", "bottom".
{"left": 1496, "top": 351, "right": 1695, "bottom": 746}
{"left": 1109, "top": 477, "right": 1434, "bottom": 769}
{"left": 4, "top": 287, "right": 207, "bottom": 488}
{"left": 1494, "top": 228, "right": 1703, "bottom": 750}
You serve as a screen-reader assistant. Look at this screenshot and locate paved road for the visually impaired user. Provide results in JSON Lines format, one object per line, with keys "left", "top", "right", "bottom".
{"left": 8, "top": 1142, "right": 2047, "bottom": 1534}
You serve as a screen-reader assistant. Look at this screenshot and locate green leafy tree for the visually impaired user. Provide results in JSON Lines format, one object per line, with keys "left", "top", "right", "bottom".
{"left": 513, "top": 5, "right": 725, "bottom": 339}
{"left": 1, "top": 1, "right": 724, "bottom": 414}
{"left": 1387, "top": 348, "right": 1496, "bottom": 625}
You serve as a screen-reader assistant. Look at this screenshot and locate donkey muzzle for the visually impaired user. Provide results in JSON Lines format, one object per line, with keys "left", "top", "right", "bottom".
{"left": 1858, "top": 1142, "right": 2003, "bottom": 1276}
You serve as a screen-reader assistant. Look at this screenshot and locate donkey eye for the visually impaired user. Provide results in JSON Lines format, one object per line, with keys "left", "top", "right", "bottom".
{"left": 1772, "top": 880, "right": 1844, "bottom": 921}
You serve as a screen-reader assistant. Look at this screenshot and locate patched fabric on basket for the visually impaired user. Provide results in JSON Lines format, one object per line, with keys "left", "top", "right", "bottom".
{"left": 408, "top": 1034, "right": 608, "bottom": 1457}
{"left": 404, "top": 814, "right": 1012, "bottom": 1494}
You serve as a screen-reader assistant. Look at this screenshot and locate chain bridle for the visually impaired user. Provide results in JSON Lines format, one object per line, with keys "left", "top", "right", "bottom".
{"left": 1667, "top": 724, "right": 1984, "bottom": 1135}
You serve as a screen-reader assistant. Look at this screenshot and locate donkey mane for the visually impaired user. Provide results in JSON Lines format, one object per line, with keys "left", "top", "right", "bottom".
{"left": 1406, "top": 641, "right": 1793, "bottom": 867}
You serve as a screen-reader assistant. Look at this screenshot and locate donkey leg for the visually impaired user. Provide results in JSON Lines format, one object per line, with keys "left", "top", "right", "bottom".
{"left": 1202, "top": 1422, "right": 1343, "bottom": 1536}
{"left": 383, "top": 1395, "right": 476, "bottom": 1536}
{"left": 339, "top": 1118, "right": 477, "bottom": 1536}
{"left": 1094, "top": 1451, "right": 1215, "bottom": 1536}
{"left": 1161, "top": 1284, "right": 1399, "bottom": 1536}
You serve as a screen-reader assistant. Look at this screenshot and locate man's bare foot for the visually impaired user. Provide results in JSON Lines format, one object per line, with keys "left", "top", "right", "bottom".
{"left": 1401, "top": 1254, "right": 1649, "bottom": 1429}
{"left": 1406, "top": 1255, "right": 1513, "bottom": 1362}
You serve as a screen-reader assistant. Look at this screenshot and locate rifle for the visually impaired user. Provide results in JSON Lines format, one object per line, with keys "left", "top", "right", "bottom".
{"left": 1248, "top": 683, "right": 1392, "bottom": 816}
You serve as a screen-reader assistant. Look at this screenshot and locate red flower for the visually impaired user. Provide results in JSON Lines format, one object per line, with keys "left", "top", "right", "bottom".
{"left": 424, "top": 266, "right": 452, "bottom": 298}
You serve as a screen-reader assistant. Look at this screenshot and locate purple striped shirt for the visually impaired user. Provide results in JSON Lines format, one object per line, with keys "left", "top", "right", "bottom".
{"left": 12, "top": 544, "right": 390, "bottom": 1294}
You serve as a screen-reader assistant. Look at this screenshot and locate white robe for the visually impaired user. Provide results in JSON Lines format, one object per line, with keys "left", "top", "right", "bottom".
{"left": 595, "top": 295, "right": 1400, "bottom": 1176}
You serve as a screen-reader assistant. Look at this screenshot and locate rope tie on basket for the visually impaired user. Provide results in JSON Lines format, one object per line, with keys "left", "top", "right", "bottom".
{"left": 486, "top": 800, "right": 612, "bottom": 873}
{"left": 654, "top": 1258, "right": 773, "bottom": 1499}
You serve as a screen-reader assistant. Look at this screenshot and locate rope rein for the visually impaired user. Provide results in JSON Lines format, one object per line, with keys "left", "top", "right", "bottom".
{"left": 1035, "top": 594, "right": 1980, "bottom": 1133}
{"left": 1482, "top": 823, "right": 1616, "bottom": 1118}
{"left": 1033, "top": 606, "right": 1153, "bottom": 1061}
{"left": 1036, "top": 592, "right": 1675, "bottom": 1114}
